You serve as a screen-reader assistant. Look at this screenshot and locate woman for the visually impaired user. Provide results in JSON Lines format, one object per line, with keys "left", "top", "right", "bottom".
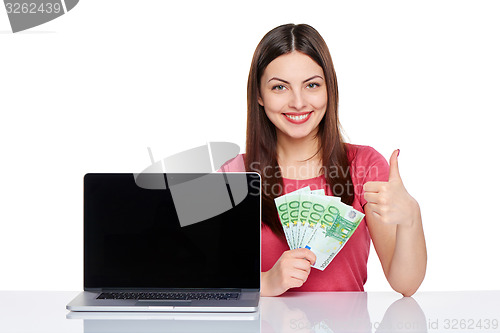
{"left": 220, "top": 23, "right": 426, "bottom": 297}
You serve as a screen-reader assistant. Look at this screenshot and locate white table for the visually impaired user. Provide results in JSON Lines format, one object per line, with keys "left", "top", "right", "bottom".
{"left": 0, "top": 290, "right": 499, "bottom": 332}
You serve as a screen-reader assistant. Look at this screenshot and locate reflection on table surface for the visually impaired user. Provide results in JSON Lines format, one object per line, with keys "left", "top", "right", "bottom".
{"left": 262, "top": 292, "right": 426, "bottom": 332}
{"left": 0, "top": 291, "right": 499, "bottom": 332}
{"left": 68, "top": 311, "right": 260, "bottom": 333}
{"left": 263, "top": 291, "right": 500, "bottom": 333}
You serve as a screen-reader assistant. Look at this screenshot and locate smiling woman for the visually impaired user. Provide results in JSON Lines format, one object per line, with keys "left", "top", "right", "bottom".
{"left": 220, "top": 23, "right": 426, "bottom": 297}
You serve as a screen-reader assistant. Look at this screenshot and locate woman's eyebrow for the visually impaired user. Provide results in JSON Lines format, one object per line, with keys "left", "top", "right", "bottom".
{"left": 302, "top": 75, "right": 324, "bottom": 83}
{"left": 267, "top": 75, "right": 324, "bottom": 84}
{"left": 267, "top": 77, "right": 290, "bottom": 84}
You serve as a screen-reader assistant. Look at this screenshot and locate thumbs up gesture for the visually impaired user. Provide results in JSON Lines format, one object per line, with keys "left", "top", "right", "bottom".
{"left": 363, "top": 150, "right": 419, "bottom": 226}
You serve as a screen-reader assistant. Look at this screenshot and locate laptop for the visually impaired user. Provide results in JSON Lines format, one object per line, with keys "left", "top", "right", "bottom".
{"left": 66, "top": 172, "right": 261, "bottom": 312}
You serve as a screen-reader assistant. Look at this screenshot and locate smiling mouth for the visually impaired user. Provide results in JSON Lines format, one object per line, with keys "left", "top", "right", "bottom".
{"left": 283, "top": 111, "right": 313, "bottom": 122}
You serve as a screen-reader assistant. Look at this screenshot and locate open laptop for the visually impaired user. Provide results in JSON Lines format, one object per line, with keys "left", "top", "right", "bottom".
{"left": 67, "top": 172, "right": 261, "bottom": 312}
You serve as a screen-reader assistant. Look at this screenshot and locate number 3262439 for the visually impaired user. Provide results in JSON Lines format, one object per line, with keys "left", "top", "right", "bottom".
{"left": 5, "top": 2, "right": 62, "bottom": 14}
{"left": 443, "top": 319, "right": 498, "bottom": 330}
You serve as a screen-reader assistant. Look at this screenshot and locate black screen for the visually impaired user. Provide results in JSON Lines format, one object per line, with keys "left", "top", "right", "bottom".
{"left": 84, "top": 173, "right": 261, "bottom": 290}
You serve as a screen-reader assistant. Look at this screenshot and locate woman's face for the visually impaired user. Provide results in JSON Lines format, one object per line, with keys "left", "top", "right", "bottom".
{"left": 258, "top": 51, "right": 327, "bottom": 141}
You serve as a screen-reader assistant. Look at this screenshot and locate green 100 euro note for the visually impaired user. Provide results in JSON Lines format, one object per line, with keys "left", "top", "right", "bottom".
{"left": 304, "top": 200, "right": 365, "bottom": 271}
{"left": 274, "top": 187, "right": 311, "bottom": 249}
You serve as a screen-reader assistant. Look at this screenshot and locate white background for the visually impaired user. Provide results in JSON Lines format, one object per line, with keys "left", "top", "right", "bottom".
{"left": 0, "top": 0, "right": 499, "bottom": 292}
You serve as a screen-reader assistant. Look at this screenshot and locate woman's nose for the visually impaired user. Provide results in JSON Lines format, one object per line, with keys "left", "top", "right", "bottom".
{"left": 288, "top": 90, "right": 307, "bottom": 110}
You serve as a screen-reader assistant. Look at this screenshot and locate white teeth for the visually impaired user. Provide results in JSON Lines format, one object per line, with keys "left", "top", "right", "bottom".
{"left": 285, "top": 113, "right": 310, "bottom": 121}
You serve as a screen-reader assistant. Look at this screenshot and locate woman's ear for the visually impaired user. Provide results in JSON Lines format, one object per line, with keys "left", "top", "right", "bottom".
{"left": 258, "top": 92, "right": 264, "bottom": 107}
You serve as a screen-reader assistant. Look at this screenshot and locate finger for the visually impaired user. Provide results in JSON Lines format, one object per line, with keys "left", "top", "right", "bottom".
{"left": 289, "top": 269, "right": 309, "bottom": 283}
{"left": 363, "top": 192, "right": 380, "bottom": 204}
{"left": 303, "top": 250, "right": 316, "bottom": 266}
{"left": 363, "top": 181, "right": 386, "bottom": 193}
{"left": 389, "top": 149, "right": 401, "bottom": 181}
{"left": 364, "top": 202, "right": 382, "bottom": 216}
{"left": 289, "top": 277, "right": 306, "bottom": 288}
{"left": 290, "top": 248, "right": 316, "bottom": 265}
{"left": 293, "top": 259, "right": 312, "bottom": 274}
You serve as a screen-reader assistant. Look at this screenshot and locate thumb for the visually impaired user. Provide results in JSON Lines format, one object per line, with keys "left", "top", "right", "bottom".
{"left": 389, "top": 149, "right": 401, "bottom": 181}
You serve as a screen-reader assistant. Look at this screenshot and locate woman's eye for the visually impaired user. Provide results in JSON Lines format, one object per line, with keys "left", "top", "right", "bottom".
{"left": 307, "top": 83, "right": 319, "bottom": 89}
{"left": 272, "top": 85, "right": 286, "bottom": 91}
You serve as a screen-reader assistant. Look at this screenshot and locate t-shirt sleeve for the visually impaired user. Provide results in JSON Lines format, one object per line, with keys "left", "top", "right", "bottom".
{"left": 216, "top": 154, "right": 246, "bottom": 172}
{"left": 354, "top": 146, "right": 390, "bottom": 208}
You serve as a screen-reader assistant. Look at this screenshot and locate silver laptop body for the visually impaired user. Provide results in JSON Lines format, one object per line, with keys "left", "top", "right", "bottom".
{"left": 67, "top": 172, "right": 261, "bottom": 312}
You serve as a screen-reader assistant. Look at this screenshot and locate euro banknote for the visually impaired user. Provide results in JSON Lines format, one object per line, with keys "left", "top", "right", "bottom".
{"left": 274, "top": 187, "right": 364, "bottom": 270}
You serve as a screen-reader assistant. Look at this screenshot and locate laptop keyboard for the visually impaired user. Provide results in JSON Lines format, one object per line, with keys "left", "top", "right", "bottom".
{"left": 97, "top": 291, "right": 240, "bottom": 301}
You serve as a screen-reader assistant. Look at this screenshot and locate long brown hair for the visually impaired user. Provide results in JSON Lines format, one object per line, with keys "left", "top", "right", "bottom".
{"left": 245, "top": 23, "right": 354, "bottom": 238}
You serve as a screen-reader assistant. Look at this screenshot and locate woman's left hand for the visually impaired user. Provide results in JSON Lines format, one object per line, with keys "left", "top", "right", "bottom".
{"left": 363, "top": 149, "right": 419, "bottom": 226}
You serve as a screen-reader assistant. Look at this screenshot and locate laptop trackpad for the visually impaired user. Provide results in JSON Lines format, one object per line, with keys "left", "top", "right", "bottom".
{"left": 136, "top": 300, "right": 192, "bottom": 306}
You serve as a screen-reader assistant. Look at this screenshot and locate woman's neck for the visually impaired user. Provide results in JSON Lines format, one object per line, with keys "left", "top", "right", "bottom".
{"left": 276, "top": 130, "right": 323, "bottom": 179}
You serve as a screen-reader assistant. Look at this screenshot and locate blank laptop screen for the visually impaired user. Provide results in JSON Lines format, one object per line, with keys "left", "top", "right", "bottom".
{"left": 84, "top": 173, "right": 261, "bottom": 290}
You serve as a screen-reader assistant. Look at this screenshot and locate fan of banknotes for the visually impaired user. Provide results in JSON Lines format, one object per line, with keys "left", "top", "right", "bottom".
{"left": 274, "top": 186, "right": 365, "bottom": 271}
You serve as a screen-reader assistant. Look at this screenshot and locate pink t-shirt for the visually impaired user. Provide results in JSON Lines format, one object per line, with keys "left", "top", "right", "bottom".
{"left": 219, "top": 144, "right": 389, "bottom": 291}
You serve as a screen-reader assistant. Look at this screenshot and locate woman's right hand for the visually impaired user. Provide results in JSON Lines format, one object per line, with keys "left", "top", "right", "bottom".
{"left": 261, "top": 248, "right": 316, "bottom": 297}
